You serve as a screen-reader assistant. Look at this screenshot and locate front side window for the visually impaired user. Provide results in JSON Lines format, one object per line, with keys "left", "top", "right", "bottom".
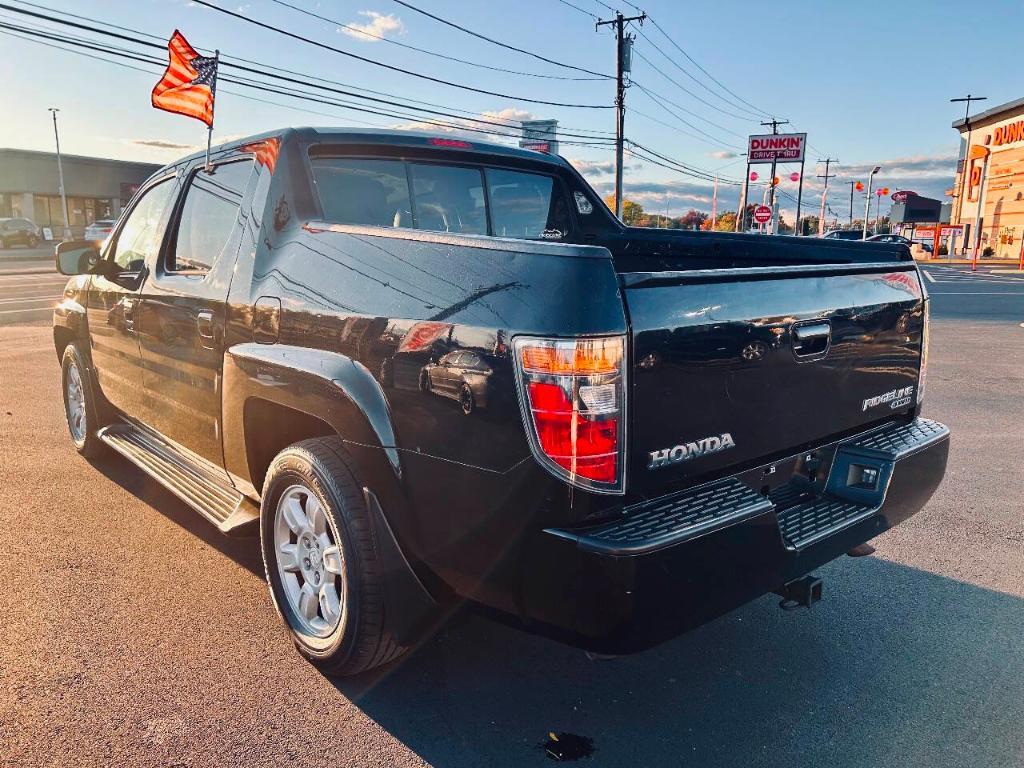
{"left": 486, "top": 168, "right": 568, "bottom": 239}
{"left": 409, "top": 164, "right": 487, "bottom": 235}
{"left": 310, "top": 158, "right": 413, "bottom": 228}
{"left": 110, "top": 178, "right": 177, "bottom": 272}
{"left": 170, "top": 160, "right": 253, "bottom": 274}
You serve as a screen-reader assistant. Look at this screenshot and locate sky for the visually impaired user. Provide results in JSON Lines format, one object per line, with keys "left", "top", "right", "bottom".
{"left": 0, "top": 0, "right": 1020, "bottom": 222}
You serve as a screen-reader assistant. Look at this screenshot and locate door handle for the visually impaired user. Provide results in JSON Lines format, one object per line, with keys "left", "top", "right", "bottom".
{"left": 122, "top": 298, "right": 136, "bottom": 331}
{"left": 196, "top": 310, "right": 216, "bottom": 342}
{"left": 793, "top": 322, "right": 831, "bottom": 341}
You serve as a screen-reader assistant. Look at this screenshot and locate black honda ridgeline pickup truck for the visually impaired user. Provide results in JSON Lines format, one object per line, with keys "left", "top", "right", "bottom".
{"left": 54, "top": 128, "right": 949, "bottom": 675}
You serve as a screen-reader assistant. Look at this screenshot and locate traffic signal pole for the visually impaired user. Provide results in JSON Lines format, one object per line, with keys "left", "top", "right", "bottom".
{"left": 597, "top": 11, "right": 645, "bottom": 221}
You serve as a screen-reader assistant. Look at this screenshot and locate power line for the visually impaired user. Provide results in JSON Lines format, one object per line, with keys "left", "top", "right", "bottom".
{"left": 5, "top": 1, "right": 616, "bottom": 137}
{"left": 0, "top": 19, "right": 619, "bottom": 147}
{"left": 389, "top": 0, "right": 612, "bottom": 79}
{"left": 633, "top": 30, "right": 762, "bottom": 120}
{"left": 188, "top": 0, "right": 613, "bottom": 108}
{"left": 643, "top": 13, "right": 771, "bottom": 119}
{"left": 554, "top": 0, "right": 600, "bottom": 21}
{"left": 633, "top": 84, "right": 745, "bottom": 150}
{"left": 0, "top": 5, "right": 617, "bottom": 142}
{"left": 270, "top": 0, "right": 604, "bottom": 81}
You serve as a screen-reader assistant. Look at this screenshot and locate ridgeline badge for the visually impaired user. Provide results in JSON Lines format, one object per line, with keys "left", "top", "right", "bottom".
{"left": 862, "top": 385, "right": 915, "bottom": 412}
{"left": 647, "top": 433, "right": 736, "bottom": 470}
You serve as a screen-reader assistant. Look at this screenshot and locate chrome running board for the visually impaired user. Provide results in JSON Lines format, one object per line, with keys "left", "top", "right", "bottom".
{"left": 98, "top": 423, "right": 259, "bottom": 536}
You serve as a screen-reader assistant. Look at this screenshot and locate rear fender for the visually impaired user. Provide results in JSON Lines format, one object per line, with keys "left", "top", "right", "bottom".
{"left": 222, "top": 343, "right": 409, "bottom": 526}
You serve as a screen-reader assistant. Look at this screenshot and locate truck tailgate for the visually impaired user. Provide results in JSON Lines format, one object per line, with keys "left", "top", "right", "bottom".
{"left": 623, "top": 265, "right": 925, "bottom": 492}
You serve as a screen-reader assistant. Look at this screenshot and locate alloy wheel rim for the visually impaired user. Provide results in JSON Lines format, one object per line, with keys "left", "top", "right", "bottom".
{"left": 273, "top": 484, "right": 346, "bottom": 638}
{"left": 65, "top": 361, "right": 87, "bottom": 443}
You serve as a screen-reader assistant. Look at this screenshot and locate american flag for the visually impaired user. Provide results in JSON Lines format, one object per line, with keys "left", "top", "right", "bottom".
{"left": 151, "top": 30, "right": 217, "bottom": 127}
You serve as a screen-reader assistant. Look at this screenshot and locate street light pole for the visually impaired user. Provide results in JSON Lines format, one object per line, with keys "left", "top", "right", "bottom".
{"left": 48, "top": 107, "right": 71, "bottom": 241}
{"left": 862, "top": 166, "right": 880, "bottom": 240}
{"left": 951, "top": 94, "right": 986, "bottom": 254}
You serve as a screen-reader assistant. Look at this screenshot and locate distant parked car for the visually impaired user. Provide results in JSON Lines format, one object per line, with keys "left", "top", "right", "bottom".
{"left": 84, "top": 219, "right": 116, "bottom": 242}
{"left": 867, "top": 234, "right": 932, "bottom": 256}
{"left": 420, "top": 349, "right": 500, "bottom": 415}
{"left": 0, "top": 217, "right": 41, "bottom": 248}
{"left": 822, "top": 229, "right": 863, "bottom": 241}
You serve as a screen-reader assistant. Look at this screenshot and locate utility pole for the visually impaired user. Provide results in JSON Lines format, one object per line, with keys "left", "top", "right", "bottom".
{"left": 596, "top": 10, "right": 645, "bottom": 221}
{"left": 759, "top": 118, "right": 789, "bottom": 234}
{"left": 48, "top": 107, "right": 70, "bottom": 240}
{"left": 817, "top": 158, "right": 837, "bottom": 236}
{"left": 951, "top": 94, "right": 986, "bottom": 254}
{"left": 862, "top": 166, "right": 880, "bottom": 240}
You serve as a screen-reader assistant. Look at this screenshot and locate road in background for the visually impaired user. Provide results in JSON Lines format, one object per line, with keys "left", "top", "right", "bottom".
{"left": 0, "top": 268, "right": 66, "bottom": 325}
{"left": 920, "top": 263, "right": 1024, "bottom": 322}
{"left": 0, "top": 261, "right": 1021, "bottom": 768}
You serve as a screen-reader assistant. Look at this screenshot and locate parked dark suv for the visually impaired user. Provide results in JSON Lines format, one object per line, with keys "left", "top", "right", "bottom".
{"left": 0, "top": 217, "right": 41, "bottom": 248}
{"left": 52, "top": 128, "right": 949, "bottom": 676}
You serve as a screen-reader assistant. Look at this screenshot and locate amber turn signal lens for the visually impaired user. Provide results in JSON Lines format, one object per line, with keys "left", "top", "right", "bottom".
{"left": 519, "top": 338, "right": 623, "bottom": 375}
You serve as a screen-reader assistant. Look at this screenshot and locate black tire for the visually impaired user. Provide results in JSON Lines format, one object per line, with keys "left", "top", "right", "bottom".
{"left": 459, "top": 383, "right": 475, "bottom": 415}
{"left": 60, "top": 342, "right": 106, "bottom": 458}
{"left": 27, "top": 234, "right": 40, "bottom": 248}
{"left": 260, "top": 437, "right": 404, "bottom": 677}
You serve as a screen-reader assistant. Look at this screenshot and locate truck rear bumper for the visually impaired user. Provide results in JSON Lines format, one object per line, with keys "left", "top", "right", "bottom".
{"left": 515, "top": 417, "right": 949, "bottom": 654}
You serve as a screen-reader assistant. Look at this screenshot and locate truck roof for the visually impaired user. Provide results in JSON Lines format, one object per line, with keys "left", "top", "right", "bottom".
{"left": 175, "top": 126, "right": 570, "bottom": 169}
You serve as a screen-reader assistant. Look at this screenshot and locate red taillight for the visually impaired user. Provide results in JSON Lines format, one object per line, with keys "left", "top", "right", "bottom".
{"left": 514, "top": 336, "right": 626, "bottom": 494}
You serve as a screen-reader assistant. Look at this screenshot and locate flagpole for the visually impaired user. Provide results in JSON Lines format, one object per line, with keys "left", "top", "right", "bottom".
{"left": 205, "top": 49, "right": 219, "bottom": 172}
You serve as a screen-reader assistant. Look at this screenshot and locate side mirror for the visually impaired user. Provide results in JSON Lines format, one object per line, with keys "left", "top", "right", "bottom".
{"left": 55, "top": 240, "right": 100, "bottom": 276}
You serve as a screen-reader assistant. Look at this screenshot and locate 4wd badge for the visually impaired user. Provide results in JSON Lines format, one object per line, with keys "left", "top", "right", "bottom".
{"left": 862, "top": 385, "right": 915, "bottom": 412}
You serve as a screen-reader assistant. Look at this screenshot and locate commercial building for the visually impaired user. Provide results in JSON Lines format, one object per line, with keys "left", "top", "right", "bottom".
{"left": 952, "top": 97, "right": 1024, "bottom": 259}
{"left": 0, "top": 148, "right": 160, "bottom": 238}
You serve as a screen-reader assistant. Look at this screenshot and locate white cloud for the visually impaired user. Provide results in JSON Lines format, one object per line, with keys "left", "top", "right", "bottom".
{"left": 708, "top": 150, "right": 738, "bottom": 160}
{"left": 128, "top": 139, "right": 195, "bottom": 150}
{"left": 340, "top": 11, "right": 404, "bottom": 42}
{"left": 390, "top": 106, "right": 535, "bottom": 144}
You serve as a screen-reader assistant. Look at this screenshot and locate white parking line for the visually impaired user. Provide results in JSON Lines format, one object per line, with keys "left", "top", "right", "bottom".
{"left": 923, "top": 270, "right": 937, "bottom": 283}
{"left": 0, "top": 306, "right": 52, "bottom": 315}
{"left": 0, "top": 294, "right": 61, "bottom": 304}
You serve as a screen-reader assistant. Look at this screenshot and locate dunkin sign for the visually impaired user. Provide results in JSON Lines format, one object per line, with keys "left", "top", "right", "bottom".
{"left": 747, "top": 132, "right": 808, "bottom": 164}
{"left": 992, "top": 120, "right": 1024, "bottom": 146}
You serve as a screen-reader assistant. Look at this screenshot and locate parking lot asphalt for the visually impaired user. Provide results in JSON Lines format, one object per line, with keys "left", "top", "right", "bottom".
{"left": 0, "top": 269, "right": 1021, "bottom": 767}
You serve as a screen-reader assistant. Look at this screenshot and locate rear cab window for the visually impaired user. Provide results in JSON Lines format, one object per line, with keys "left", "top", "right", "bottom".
{"left": 308, "top": 154, "right": 572, "bottom": 241}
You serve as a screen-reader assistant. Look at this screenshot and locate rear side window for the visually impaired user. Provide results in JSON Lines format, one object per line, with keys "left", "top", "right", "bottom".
{"left": 309, "top": 158, "right": 413, "bottom": 228}
{"left": 409, "top": 164, "right": 487, "bottom": 235}
{"left": 170, "top": 159, "right": 252, "bottom": 274}
{"left": 486, "top": 168, "right": 567, "bottom": 239}
{"left": 308, "top": 156, "right": 571, "bottom": 240}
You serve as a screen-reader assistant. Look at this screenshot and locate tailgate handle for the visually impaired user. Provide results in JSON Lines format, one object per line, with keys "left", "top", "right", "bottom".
{"left": 792, "top": 321, "right": 831, "bottom": 359}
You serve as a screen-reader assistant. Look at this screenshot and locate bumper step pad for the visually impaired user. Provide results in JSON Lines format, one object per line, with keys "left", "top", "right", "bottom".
{"left": 546, "top": 478, "right": 773, "bottom": 555}
{"left": 776, "top": 496, "right": 873, "bottom": 550}
{"left": 98, "top": 423, "right": 258, "bottom": 535}
{"left": 547, "top": 418, "right": 948, "bottom": 556}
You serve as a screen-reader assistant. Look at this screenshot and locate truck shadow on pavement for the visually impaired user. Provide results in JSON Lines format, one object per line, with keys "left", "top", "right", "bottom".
{"left": 89, "top": 456, "right": 265, "bottom": 577}
{"left": 91, "top": 454, "right": 1023, "bottom": 768}
{"left": 334, "top": 556, "right": 1024, "bottom": 768}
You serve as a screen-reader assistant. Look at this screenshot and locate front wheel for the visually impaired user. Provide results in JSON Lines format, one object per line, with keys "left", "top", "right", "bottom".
{"left": 61, "top": 343, "right": 106, "bottom": 458}
{"left": 260, "top": 437, "right": 405, "bottom": 677}
{"left": 27, "top": 234, "right": 40, "bottom": 248}
{"left": 459, "top": 383, "right": 475, "bottom": 415}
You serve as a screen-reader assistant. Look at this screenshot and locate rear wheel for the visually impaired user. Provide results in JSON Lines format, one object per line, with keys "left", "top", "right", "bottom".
{"left": 61, "top": 343, "right": 105, "bottom": 458}
{"left": 260, "top": 437, "right": 404, "bottom": 676}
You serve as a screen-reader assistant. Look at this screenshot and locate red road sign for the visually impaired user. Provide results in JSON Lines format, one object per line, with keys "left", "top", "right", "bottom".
{"left": 753, "top": 205, "right": 772, "bottom": 224}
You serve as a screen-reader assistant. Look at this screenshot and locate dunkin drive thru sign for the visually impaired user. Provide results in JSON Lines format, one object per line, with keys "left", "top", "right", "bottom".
{"left": 747, "top": 133, "right": 808, "bottom": 164}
